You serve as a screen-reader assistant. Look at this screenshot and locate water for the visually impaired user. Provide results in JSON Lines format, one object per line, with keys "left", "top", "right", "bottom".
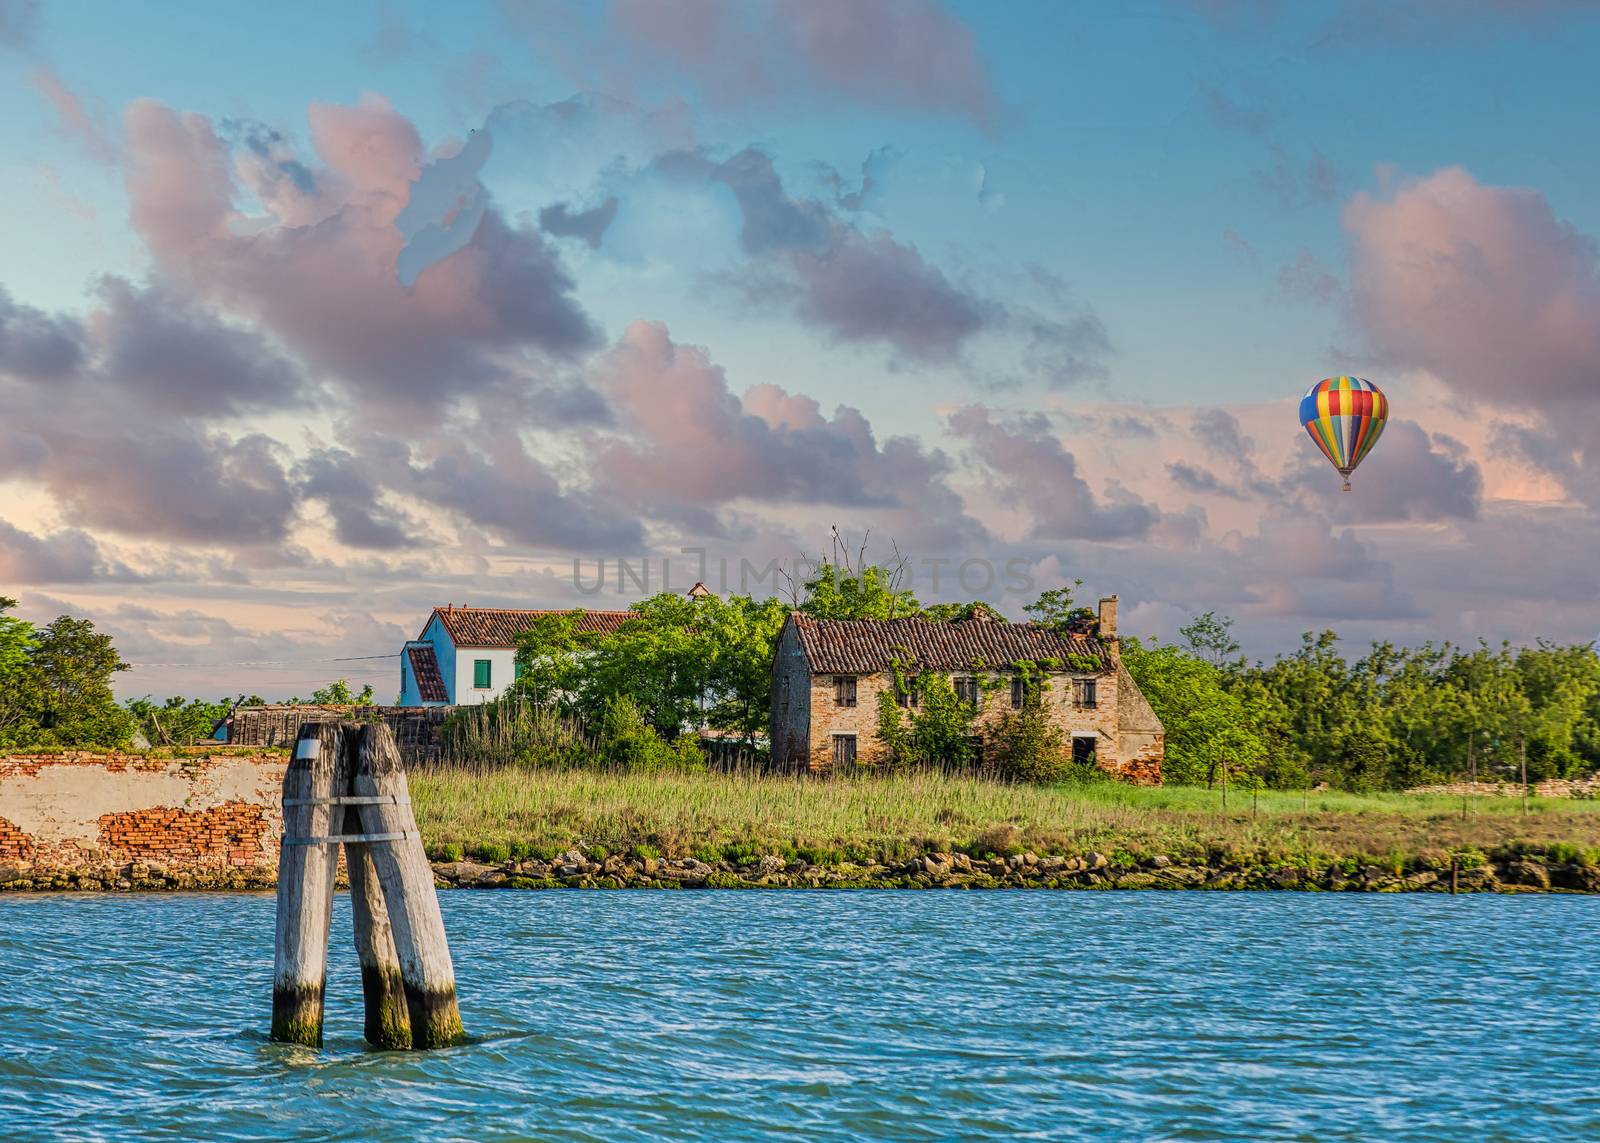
{"left": 1, "top": 891, "right": 1596, "bottom": 1142}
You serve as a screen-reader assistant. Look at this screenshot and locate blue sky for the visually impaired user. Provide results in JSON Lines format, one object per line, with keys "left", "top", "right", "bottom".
{"left": 3, "top": 0, "right": 1600, "bottom": 697}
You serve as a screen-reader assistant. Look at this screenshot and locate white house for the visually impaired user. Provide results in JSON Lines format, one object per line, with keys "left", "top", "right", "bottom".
{"left": 397, "top": 605, "right": 635, "bottom": 707}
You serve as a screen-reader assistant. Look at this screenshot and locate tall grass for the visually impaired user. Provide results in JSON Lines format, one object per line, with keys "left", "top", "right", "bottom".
{"left": 410, "top": 767, "right": 1600, "bottom": 866}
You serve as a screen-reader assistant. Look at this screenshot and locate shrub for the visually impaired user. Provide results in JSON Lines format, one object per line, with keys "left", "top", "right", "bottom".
{"left": 476, "top": 842, "right": 511, "bottom": 864}
{"left": 988, "top": 702, "right": 1069, "bottom": 783}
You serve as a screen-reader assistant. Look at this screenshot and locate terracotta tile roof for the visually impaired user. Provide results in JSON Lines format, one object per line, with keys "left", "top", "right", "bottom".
{"left": 788, "top": 613, "right": 1111, "bottom": 674}
{"left": 428, "top": 606, "right": 636, "bottom": 647}
{"left": 406, "top": 644, "right": 450, "bottom": 703}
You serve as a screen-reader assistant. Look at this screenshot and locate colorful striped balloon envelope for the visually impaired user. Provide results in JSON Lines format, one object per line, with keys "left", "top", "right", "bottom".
{"left": 1299, "top": 376, "right": 1388, "bottom": 491}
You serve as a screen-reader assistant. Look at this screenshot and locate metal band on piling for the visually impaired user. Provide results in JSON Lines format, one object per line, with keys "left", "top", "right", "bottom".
{"left": 283, "top": 795, "right": 410, "bottom": 807}
{"left": 282, "top": 831, "right": 417, "bottom": 846}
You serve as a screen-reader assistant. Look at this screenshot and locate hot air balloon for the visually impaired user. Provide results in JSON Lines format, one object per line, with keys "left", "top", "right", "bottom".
{"left": 1299, "top": 376, "right": 1388, "bottom": 491}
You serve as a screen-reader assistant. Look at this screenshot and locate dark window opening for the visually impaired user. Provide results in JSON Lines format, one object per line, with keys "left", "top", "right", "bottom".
{"left": 832, "top": 733, "right": 858, "bottom": 767}
{"left": 895, "top": 679, "right": 920, "bottom": 708}
{"left": 834, "top": 676, "right": 858, "bottom": 707}
{"left": 1072, "top": 736, "right": 1097, "bottom": 767}
{"left": 954, "top": 676, "right": 980, "bottom": 707}
{"left": 1074, "top": 678, "right": 1097, "bottom": 708}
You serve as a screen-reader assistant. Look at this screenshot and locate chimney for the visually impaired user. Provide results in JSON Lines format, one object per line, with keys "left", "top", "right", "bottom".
{"left": 1097, "top": 596, "right": 1118, "bottom": 639}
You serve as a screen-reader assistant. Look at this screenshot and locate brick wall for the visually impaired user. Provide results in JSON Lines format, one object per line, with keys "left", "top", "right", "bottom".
{"left": 98, "top": 801, "right": 271, "bottom": 864}
{"left": 0, "top": 750, "right": 286, "bottom": 887}
{"left": 0, "top": 814, "right": 34, "bottom": 861}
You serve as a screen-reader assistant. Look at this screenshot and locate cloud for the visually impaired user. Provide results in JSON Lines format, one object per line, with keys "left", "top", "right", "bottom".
{"left": 18, "top": 428, "right": 298, "bottom": 544}
{"left": 1259, "top": 147, "right": 1339, "bottom": 207}
{"left": 589, "top": 320, "right": 985, "bottom": 546}
{"left": 589, "top": 0, "right": 996, "bottom": 128}
{"left": 539, "top": 196, "right": 619, "bottom": 248}
{"left": 662, "top": 146, "right": 1106, "bottom": 376}
{"left": 1277, "top": 248, "right": 1340, "bottom": 305}
{"left": 0, "top": 277, "right": 307, "bottom": 544}
{"left": 0, "top": 520, "right": 132, "bottom": 584}
{"left": 949, "top": 404, "right": 1158, "bottom": 541}
{"left": 1346, "top": 166, "right": 1600, "bottom": 412}
{"left": 122, "top": 95, "right": 599, "bottom": 407}
{"left": 295, "top": 448, "right": 414, "bottom": 550}
{"left": 0, "top": 285, "right": 83, "bottom": 380}
{"left": 1290, "top": 418, "right": 1482, "bottom": 522}
{"left": 29, "top": 68, "right": 118, "bottom": 162}
{"left": 91, "top": 277, "right": 311, "bottom": 415}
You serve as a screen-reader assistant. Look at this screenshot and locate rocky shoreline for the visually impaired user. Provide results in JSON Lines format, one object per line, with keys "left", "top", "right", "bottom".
{"left": 7, "top": 848, "right": 1597, "bottom": 893}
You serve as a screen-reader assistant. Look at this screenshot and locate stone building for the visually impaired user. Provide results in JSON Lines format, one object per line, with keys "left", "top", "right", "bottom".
{"left": 768, "top": 597, "right": 1164, "bottom": 783}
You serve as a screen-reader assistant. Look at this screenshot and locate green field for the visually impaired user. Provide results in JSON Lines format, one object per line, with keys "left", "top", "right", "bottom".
{"left": 410, "top": 767, "right": 1600, "bottom": 868}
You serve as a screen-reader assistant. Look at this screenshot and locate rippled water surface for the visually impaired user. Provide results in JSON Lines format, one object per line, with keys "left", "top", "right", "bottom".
{"left": 2, "top": 891, "right": 1598, "bottom": 1141}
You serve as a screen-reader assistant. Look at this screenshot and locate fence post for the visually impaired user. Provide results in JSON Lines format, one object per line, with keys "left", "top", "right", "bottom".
{"left": 271, "top": 721, "right": 347, "bottom": 1046}
{"left": 353, "top": 721, "right": 466, "bottom": 1048}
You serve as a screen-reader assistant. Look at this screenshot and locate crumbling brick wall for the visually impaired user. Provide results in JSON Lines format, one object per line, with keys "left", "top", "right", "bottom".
{"left": 0, "top": 815, "right": 34, "bottom": 861}
{"left": 0, "top": 750, "right": 286, "bottom": 889}
{"left": 97, "top": 801, "right": 270, "bottom": 865}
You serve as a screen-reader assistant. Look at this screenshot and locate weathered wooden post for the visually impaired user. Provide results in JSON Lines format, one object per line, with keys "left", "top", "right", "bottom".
{"left": 271, "top": 721, "right": 346, "bottom": 1046}
{"left": 345, "top": 797, "right": 412, "bottom": 1049}
{"left": 353, "top": 721, "right": 465, "bottom": 1048}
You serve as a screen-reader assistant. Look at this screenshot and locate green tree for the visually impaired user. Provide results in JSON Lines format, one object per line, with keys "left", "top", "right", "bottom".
{"left": 27, "top": 615, "right": 133, "bottom": 747}
{"left": 875, "top": 664, "right": 981, "bottom": 769}
{"left": 1179, "top": 611, "right": 1242, "bottom": 669}
{"left": 513, "top": 593, "right": 789, "bottom": 747}
{"left": 1122, "top": 636, "right": 1267, "bottom": 788}
{"left": 0, "top": 598, "right": 40, "bottom": 746}
{"left": 922, "top": 601, "right": 1007, "bottom": 623}
{"left": 798, "top": 560, "right": 919, "bottom": 620}
{"left": 1023, "top": 582, "right": 1094, "bottom": 634}
{"left": 987, "top": 673, "right": 1070, "bottom": 782}
{"left": 309, "top": 679, "right": 376, "bottom": 705}
{"left": 126, "top": 696, "right": 239, "bottom": 746}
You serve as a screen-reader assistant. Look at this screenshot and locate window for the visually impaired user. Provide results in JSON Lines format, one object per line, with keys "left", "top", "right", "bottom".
{"left": 834, "top": 676, "right": 858, "bottom": 707}
{"left": 832, "top": 733, "right": 857, "bottom": 768}
{"left": 1074, "top": 677, "right": 1097, "bottom": 709}
{"left": 895, "top": 677, "right": 920, "bottom": 709}
{"left": 473, "top": 659, "right": 492, "bottom": 689}
{"left": 954, "top": 676, "right": 980, "bottom": 707}
{"left": 1010, "top": 676, "right": 1028, "bottom": 709}
{"left": 1072, "top": 735, "right": 1097, "bottom": 766}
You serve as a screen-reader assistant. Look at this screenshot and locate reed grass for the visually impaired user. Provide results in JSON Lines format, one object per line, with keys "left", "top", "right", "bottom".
{"left": 410, "top": 767, "right": 1600, "bottom": 867}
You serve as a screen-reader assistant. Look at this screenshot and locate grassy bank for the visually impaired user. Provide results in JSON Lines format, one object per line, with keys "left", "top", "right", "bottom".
{"left": 410, "top": 767, "right": 1600, "bottom": 872}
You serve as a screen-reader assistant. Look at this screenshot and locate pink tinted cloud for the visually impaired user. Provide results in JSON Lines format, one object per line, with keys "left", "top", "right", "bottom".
{"left": 589, "top": 320, "right": 986, "bottom": 545}
{"left": 1345, "top": 166, "right": 1600, "bottom": 411}
{"left": 28, "top": 68, "right": 118, "bottom": 163}
{"left": 122, "top": 95, "right": 595, "bottom": 405}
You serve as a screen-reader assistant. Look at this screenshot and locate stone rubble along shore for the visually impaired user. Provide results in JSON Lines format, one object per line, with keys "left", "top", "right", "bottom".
{"left": 423, "top": 847, "right": 1600, "bottom": 893}
{"left": 4, "top": 849, "right": 1597, "bottom": 893}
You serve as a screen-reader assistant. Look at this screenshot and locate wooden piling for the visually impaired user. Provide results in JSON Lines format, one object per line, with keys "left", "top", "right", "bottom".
{"left": 271, "top": 721, "right": 346, "bottom": 1046}
{"left": 353, "top": 722, "right": 465, "bottom": 1048}
{"left": 346, "top": 796, "right": 412, "bottom": 1050}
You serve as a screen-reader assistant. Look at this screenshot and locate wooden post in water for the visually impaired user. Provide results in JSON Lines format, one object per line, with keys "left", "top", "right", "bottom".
{"left": 353, "top": 721, "right": 465, "bottom": 1048}
{"left": 271, "top": 721, "right": 346, "bottom": 1046}
{"left": 345, "top": 795, "right": 412, "bottom": 1049}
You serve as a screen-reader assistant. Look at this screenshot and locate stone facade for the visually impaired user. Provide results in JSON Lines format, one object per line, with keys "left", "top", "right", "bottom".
{"left": 770, "top": 600, "right": 1164, "bottom": 783}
